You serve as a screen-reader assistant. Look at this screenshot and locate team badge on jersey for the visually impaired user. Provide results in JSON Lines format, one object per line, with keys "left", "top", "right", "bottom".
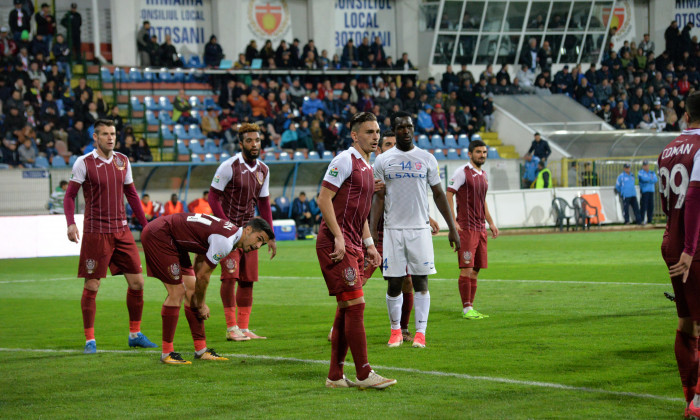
{"left": 169, "top": 263, "right": 181, "bottom": 280}
{"left": 85, "top": 259, "right": 97, "bottom": 274}
{"left": 256, "top": 171, "right": 264, "bottom": 185}
{"left": 343, "top": 267, "right": 357, "bottom": 286}
{"left": 114, "top": 156, "right": 126, "bottom": 171}
{"left": 225, "top": 258, "right": 237, "bottom": 274}
{"left": 329, "top": 167, "right": 339, "bottom": 177}
{"left": 463, "top": 251, "right": 472, "bottom": 264}
{"left": 415, "top": 162, "right": 422, "bottom": 170}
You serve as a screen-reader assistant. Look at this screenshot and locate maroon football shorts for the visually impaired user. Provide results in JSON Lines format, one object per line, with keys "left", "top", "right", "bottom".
{"left": 317, "top": 246, "right": 364, "bottom": 300}
{"left": 78, "top": 230, "right": 142, "bottom": 279}
{"left": 220, "top": 248, "right": 259, "bottom": 282}
{"left": 458, "top": 229, "right": 488, "bottom": 270}
{"left": 141, "top": 219, "right": 195, "bottom": 285}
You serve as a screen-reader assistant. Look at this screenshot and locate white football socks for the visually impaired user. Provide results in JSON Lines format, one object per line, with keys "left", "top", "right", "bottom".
{"left": 386, "top": 294, "right": 403, "bottom": 330}
{"left": 414, "top": 291, "right": 430, "bottom": 334}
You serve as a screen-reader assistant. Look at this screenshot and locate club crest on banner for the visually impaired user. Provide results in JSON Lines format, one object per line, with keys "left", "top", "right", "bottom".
{"left": 248, "top": 0, "right": 290, "bottom": 39}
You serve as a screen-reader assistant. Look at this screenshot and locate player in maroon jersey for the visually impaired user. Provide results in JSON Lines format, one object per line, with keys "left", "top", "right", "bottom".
{"left": 209, "top": 123, "right": 276, "bottom": 341}
{"left": 141, "top": 213, "right": 274, "bottom": 364}
{"left": 658, "top": 92, "right": 700, "bottom": 417}
{"left": 63, "top": 119, "right": 156, "bottom": 354}
{"left": 317, "top": 112, "right": 396, "bottom": 389}
{"left": 446, "top": 139, "right": 499, "bottom": 320}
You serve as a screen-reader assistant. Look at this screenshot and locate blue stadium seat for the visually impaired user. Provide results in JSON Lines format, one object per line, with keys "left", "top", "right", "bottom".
{"left": 189, "top": 140, "right": 205, "bottom": 154}
{"left": 204, "top": 139, "right": 220, "bottom": 154}
{"left": 187, "top": 55, "right": 205, "bottom": 69}
{"left": 0, "top": 163, "right": 10, "bottom": 169}
{"left": 203, "top": 97, "right": 221, "bottom": 111}
{"left": 159, "top": 112, "right": 174, "bottom": 125}
{"left": 51, "top": 156, "right": 67, "bottom": 167}
{"left": 173, "top": 124, "right": 188, "bottom": 139}
{"left": 190, "top": 153, "right": 201, "bottom": 162}
{"left": 278, "top": 152, "right": 291, "bottom": 161}
{"left": 162, "top": 125, "right": 175, "bottom": 140}
{"left": 176, "top": 140, "right": 189, "bottom": 154}
{"left": 461, "top": 148, "right": 469, "bottom": 157}
{"left": 433, "top": 149, "right": 446, "bottom": 161}
{"left": 128, "top": 68, "right": 143, "bottom": 82}
{"left": 293, "top": 151, "right": 306, "bottom": 160}
{"left": 190, "top": 110, "right": 201, "bottom": 123}
{"left": 488, "top": 147, "right": 501, "bottom": 159}
{"left": 457, "top": 134, "right": 469, "bottom": 148}
{"left": 189, "top": 96, "right": 204, "bottom": 110}
{"left": 69, "top": 155, "right": 78, "bottom": 166}
{"left": 159, "top": 69, "right": 173, "bottom": 82}
{"left": 146, "top": 110, "right": 159, "bottom": 125}
{"left": 321, "top": 151, "right": 333, "bottom": 160}
{"left": 35, "top": 156, "right": 49, "bottom": 168}
{"left": 172, "top": 69, "right": 185, "bottom": 82}
{"left": 471, "top": 133, "right": 482, "bottom": 142}
{"left": 144, "top": 96, "right": 160, "bottom": 111}
{"left": 219, "top": 59, "right": 233, "bottom": 69}
{"left": 188, "top": 124, "right": 205, "bottom": 140}
{"left": 204, "top": 153, "right": 217, "bottom": 163}
{"left": 220, "top": 152, "right": 231, "bottom": 161}
{"left": 143, "top": 69, "right": 156, "bottom": 82}
{"left": 100, "top": 67, "right": 112, "bottom": 83}
{"left": 446, "top": 148, "right": 460, "bottom": 160}
{"left": 159, "top": 96, "right": 174, "bottom": 111}
{"left": 444, "top": 135, "right": 458, "bottom": 149}
{"left": 307, "top": 151, "right": 320, "bottom": 160}
{"left": 130, "top": 96, "right": 142, "bottom": 111}
{"left": 275, "top": 196, "right": 290, "bottom": 215}
{"left": 113, "top": 67, "right": 127, "bottom": 82}
{"left": 417, "top": 135, "right": 431, "bottom": 149}
{"left": 431, "top": 135, "right": 445, "bottom": 148}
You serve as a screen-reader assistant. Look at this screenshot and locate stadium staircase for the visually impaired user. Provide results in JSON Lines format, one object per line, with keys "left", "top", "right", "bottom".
{"left": 479, "top": 131, "right": 519, "bottom": 159}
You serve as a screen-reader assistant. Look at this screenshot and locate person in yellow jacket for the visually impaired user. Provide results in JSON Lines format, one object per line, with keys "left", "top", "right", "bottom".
{"left": 535, "top": 161, "right": 554, "bottom": 188}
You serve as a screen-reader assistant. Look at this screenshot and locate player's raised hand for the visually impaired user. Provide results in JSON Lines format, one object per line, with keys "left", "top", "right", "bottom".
{"left": 366, "top": 244, "right": 381, "bottom": 267}
{"left": 67, "top": 224, "right": 80, "bottom": 243}
{"left": 670, "top": 252, "right": 693, "bottom": 283}
{"left": 373, "top": 179, "right": 385, "bottom": 193}
{"left": 490, "top": 224, "right": 499, "bottom": 238}
{"left": 268, "top": 239, "right": 277, "bottom": 259}
{"left": 448, "top": 229, "right": 461, "bottom": 251}
{"left": 329, "top": 236, "right": 346, "bottom": 263}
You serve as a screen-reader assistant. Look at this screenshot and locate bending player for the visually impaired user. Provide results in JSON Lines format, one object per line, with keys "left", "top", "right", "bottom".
{"left": 141, "top": 213, "right": 274, "bottom": 364}
{"left": 371, "top": 111, "right": 460, "bottom": 349}
{"left": 657, "top": 92, "right": 700, "bottom": 418}
{"left": 64, "top": 119, "right": 156, "bottom": 353}
{"left": 446, "top": 139, "right": 498, "bottom": 320}
{"left": 317, "top": 112, "right": 396, "bottom": 389}
{"left": 209, "top": 123, "right": 275, "bottom": 342}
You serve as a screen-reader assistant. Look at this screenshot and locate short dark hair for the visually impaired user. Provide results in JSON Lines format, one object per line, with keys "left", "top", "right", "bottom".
{"left": 390, "top": 111, "right": 412, "bottom": 131}
{"left": 687, "top": 91, "right": 700, "bottom": 123}
{"left": 94, "top": 119, "right": 115, "bottom": 132}
{"left": 468, "top": 139, "right": 487, "bottom": 152}
{"left": 349, "top": 112, "right": 377, "bottom": 133}
{"left": 203, "top": 191, "right": 208, "bottom": 197}
{"left": 59, "top": 180, "right": 68, "bottom": 188}
{"left": 379, "top": 130, "right": 395, "bottom": 149}
{"left": 245, "top": 217, "right": 275, "bottom": 241}
{"left": 143, "top": 20, "right": 150, "bottom": 25}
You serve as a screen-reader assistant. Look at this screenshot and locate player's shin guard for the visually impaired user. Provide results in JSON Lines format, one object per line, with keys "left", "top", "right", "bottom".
{"left": 126, "top": 288, "right": 143, "bottom": 333}
{"left": 345, "top": 303, "right": 371, "bottom": 380}
{"left": 220, "top": 279, "right": 237, "bottom": 328}
{"left": 81, "top": 288, "right": 97, "bottom": 340}
{"left": 400, "top": 292, "right": 413, "bottom": 330}
{"left": 236, "top": 281, "right": 254, "bottom": 329}
{"left": 329, "top": 307, "right": 349, "bottom": 381}
{"left": 458, "top": 275, "right": 472, "bottom": 307}
{"left": 184, "top": 306, "right": 207, "bottom": 352}
{"left": 414, "top": 292, "right": 430, "bottom": 334}
{"left": 161, "top": 305, "right": 180, "bottom": 354}
{"left": 386, "top": 294, "right": 403, "bottom": 330}
{"left": 675, "top": 330, "right": 699, "bottom": 403}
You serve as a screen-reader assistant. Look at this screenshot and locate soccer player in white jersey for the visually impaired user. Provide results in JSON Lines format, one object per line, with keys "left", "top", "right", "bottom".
{"left": 370, "top": 111, "right": 460, "bottom": 348}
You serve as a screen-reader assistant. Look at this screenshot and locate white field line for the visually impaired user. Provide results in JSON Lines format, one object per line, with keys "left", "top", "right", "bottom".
{"left": 0, "top": 275, "right": 669, "bottom": 287}
{"left": 0, "top": 347, "right": 681, "bottom": 403}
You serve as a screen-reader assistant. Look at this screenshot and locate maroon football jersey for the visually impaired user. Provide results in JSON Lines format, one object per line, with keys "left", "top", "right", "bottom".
{"left": 317, "top": 147, "right": 374, "bottom": 252}
{"left": 211, "top": 154, "right": 270, "bottom": 226}
{"left": 162, "top": 213, "right": 241, "bottom": 267}
{"left": 70, "top": 150, "right": 132, "bottom": 234}
{"left": 658, "top": 129, "right": 700, "bottom": 260}
{"left": 447, "top": 162, "right": 488, "bottom": 232}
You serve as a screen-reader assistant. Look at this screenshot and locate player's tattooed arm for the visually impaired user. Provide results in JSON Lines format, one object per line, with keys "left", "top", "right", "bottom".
{"left": 369, "top": 187, "right": 385, "bottom": 243}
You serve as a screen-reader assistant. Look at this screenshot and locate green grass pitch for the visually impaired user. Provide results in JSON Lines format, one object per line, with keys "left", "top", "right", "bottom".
{"left": 0, "top": 229, "right": 686, "bottom": 419}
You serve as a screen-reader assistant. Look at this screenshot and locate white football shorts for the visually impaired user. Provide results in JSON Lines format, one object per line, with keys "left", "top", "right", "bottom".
{"left": 381, "top": 228, "right": 436, "bottom": 277}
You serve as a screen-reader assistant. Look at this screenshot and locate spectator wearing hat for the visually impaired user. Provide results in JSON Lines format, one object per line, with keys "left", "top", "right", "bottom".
{"left": 650, "top": 99, "right": 666, "bottom": 132}
{"left": 616, "top": 163, "right": 641, "bottom": 224}
{"left": 9, "top": 0, "right": 31, "bottom": 43}
{"left": 526, "top": 132, "right": 551, "bottom": 162}
{"left": 60, "top": 3, "right": 82, "bottom": 59}
{"left": 416, "top": 104, "right": 435, "bottom": 135}
{"left": 204, "top": 35, "right": 224, "bottom": 67}
{"left": 638, "top": 161, "right": 658, "bottom": 225}
{"left": 0, "top": 26, "right": 17, "bottom": 65}
{"left": 431, "top": 103, "right": 447, "bottom": 136}
{"left": 522, "top": 154, "right": 540, "bottom": 188}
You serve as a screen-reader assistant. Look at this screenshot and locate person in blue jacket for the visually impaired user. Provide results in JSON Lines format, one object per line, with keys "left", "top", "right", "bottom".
{"left": 615, "top": 163, "right": 641, "bottom": 224}
{"left": 638, "top": 160, "right": 658, "bottom": 225}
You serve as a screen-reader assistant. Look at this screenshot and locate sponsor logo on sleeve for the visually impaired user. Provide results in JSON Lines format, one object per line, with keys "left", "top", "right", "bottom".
{"left": 213, "top": 252, "right": 225, "bottom": 262}
{"left": 329, "top": 167, "right": 339, "bottom": 177}
{"left": 70, "top": 173, "right": 74, "bottom": 179}
{"left": 449, "top": 179, "right": 454, "bottom": 186}
{"left": 213, "top": 175, "right": 220, "bottom": 184}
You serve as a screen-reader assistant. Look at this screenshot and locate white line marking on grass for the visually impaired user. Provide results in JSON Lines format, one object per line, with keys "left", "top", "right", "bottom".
{"left": 0, "top": 347, "right": 681, "bottom": 403}
{"left": 0, "top": 275, "right": 668, "bottom": 287}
